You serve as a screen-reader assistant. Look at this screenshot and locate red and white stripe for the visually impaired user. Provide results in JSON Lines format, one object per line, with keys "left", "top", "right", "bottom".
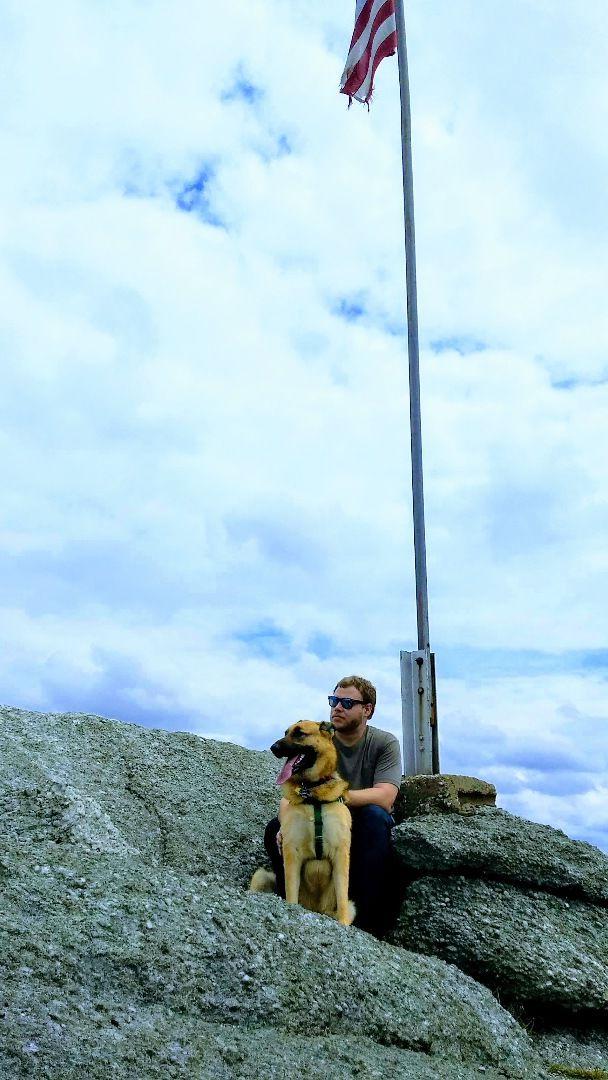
{"left": 340, "top": 0, "right": 397, "bottom": 105}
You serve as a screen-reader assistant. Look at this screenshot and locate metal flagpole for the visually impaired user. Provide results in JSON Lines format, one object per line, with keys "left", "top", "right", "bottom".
{"left": 394, "top": 0, "right": 439, "bottom": 775}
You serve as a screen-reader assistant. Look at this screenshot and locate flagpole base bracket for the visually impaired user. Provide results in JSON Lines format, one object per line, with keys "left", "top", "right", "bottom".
{"left": 400, "top": 648, "right": 439, "bottom": 775}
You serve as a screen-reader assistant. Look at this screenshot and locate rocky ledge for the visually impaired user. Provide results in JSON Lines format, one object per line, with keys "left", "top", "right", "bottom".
{"left": 1, "top": 705, "right": 607, "bottom": 1079}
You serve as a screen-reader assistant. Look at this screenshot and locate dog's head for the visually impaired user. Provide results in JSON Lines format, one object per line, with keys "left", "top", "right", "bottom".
{"left": 271, "top": 720, "right": 337, "bottom": 786}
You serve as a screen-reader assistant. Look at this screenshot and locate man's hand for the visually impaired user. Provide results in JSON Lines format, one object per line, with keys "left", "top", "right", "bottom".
{"left": 276, "top": 796, "right": 289, "bottom": 855}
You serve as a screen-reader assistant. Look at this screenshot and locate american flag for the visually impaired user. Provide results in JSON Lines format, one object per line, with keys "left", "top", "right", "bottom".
{"left": 340, "top": 0, "right": 397, "bottom": 105}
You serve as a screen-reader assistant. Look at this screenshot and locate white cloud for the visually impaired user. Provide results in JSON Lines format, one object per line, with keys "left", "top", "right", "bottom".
{"left": 0, "top": 0, "right": 607, "bottom": 850}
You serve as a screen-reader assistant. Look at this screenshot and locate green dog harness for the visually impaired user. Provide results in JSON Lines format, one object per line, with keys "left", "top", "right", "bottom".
{"left": 313, "top": 802, "right": 323, "bottom": 859}
{"left": 296, "top": 781, "right": 346, "bottom": 859}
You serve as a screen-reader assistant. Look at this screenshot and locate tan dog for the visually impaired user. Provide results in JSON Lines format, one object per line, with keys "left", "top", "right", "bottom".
{"left": 250, "top": 720, "right": 355, "bottom": 926}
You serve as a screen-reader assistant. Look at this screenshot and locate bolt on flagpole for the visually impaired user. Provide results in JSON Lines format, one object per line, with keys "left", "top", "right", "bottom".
{"left": 393, "top": 0, "right": 439, "bottom": 774}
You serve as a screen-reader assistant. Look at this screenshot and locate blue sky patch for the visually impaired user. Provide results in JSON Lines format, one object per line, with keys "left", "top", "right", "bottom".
{"left": 276, "top": 134, "right": 292, "bottom": 156}
{"left": 306, "top": 632, "right": 336, "bottom": 660}
{"left": 175, "top": 167, "right": 212, "bottom": 211}
{"left": 234, "top": 621, "right": 294, "bottom": 661}
{"left": 333, "top": 296, "right": 366, "bottom": 322}
{"left": 552, "top": 376, "right": 579, "bottom": 390}
{"left": 551, "top": 374, "right": 608, "bottom": 391}
{"left": 580, "top": 649, "right": 608, "bottom": 671}
{"left": 225, "top": 513, "right": 324, "bottom": 571}
{"left": 222, "top": 71, "right": 264, "bottom": 106}
{"left": 174, "top": 167, "right": 224, "bottom": 227}
{"left": 437, "top": 645, "right": 608, "bottom": 681}
{"left": 33, "top": 648, "right": 206, "bottom": 733}
{"left": 252, "top": 130, "right": 294, "bottom": 163}
{"left": 430, "top": 336, "right": 488, "bottom": 355}
{"left": 121, "top": 156, "right": 225, "bottom": 228}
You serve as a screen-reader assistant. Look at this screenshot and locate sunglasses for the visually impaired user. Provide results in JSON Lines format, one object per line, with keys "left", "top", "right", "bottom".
{"left": 328, "top": 695, "right": 366, "bottom": 711}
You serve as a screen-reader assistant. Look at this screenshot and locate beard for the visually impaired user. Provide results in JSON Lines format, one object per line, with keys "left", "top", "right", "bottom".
{"left": 331, "top": 714, "right": 364, "bottom": 736}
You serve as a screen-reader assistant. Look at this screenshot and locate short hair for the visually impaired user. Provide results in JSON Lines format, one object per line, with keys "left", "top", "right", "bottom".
{"left": 334, "top": 675, "right": 376, "bottom": 718}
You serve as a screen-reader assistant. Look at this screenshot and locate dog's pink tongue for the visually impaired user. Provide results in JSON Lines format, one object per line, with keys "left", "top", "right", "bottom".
{"left": 276, "top": 754, "right": 304, "bottom": 786}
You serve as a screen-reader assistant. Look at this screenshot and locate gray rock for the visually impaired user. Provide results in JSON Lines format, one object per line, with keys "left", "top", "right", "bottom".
{"left": 1, "top": 842, "right": 539, "bottom": 1078}
{"left": 392, "top": 876, "right": 608, "bottom": 1013}
{"left": 531, "top": 1023, "right": 608, "bottom": 1074}
{"left": 0, "top": 706, "right": 546, "bottom": 1079}
{"left": 394, "top": 808, "right": 608, "bottom": 905}
{"left": 394, "top": 774, "right": 497, "bottom": 821}
{"left": 0, "top": 704, "right": 279, "bottom": 887}
{"left": 0, "top": 1018, "right": 537, "bottom": 1080}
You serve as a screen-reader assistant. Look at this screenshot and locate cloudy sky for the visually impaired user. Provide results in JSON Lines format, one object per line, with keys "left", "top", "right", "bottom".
{"left": 1, "top": 0, "right": 607, "bottom": 851}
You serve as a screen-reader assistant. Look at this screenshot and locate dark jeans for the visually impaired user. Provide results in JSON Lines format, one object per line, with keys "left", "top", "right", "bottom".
{"left": 263, "top": 804, "right": 400, "bottom": 938}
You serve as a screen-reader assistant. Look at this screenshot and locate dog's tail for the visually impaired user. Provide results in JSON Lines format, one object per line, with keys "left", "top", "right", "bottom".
{"left": 249, "top": 868, "right": 277, "bottom": 893}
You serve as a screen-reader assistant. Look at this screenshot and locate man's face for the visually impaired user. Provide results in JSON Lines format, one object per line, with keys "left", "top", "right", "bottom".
{"left": 330, "top": 684, "right": 372, "bottom": 735}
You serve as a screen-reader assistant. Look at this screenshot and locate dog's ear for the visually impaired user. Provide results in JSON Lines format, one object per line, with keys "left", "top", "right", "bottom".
{"left": 319, "top": 721, "right": 335, "bottom": 737}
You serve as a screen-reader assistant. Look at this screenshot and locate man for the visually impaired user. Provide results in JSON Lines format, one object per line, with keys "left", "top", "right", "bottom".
{"left": 264, "top": 675, "right": 403, "bottom": 937}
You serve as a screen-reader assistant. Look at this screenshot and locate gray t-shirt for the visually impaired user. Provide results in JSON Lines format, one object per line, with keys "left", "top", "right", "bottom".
{"left": 334, "top": 725, "right": 402, "bottom": 792}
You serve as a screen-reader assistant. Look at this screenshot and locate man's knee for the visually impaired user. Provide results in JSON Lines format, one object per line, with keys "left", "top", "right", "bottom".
{"left": 353, "top": 804, "right": 393, "bottom": 825}
{"left": 350, "top": 805, "right": 394, "bottom": 872}
{"left": 264, "top": 817, "right": 281, "bottom": 862}
{"left": 351, "top": 804, "right": 394, "bottom": 841}
{"left": 264, "top": 816, "right": 281, "bottom": 845}
{"left": 262, "top": 817, "right": 285, "bottom": 897}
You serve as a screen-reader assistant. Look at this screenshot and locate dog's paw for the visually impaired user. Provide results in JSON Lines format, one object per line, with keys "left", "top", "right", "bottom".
{"left": 336, "top": 900, "right": 357, "bottom": 926}
{"left": 249, "top": 868, "right": 277, "bottom": 893}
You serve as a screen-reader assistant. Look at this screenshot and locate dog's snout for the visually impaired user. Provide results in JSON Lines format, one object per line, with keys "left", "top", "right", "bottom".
{"left": 270, "top": 738, "right": 287, "bottom": 758}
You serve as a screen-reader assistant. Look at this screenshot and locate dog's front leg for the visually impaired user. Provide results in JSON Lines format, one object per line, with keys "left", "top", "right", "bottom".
{"left": 332, "top": 846, "right": 353, "bottom": 926}
{"left": 283, "top": 847, "right": 303, "bottom": 905}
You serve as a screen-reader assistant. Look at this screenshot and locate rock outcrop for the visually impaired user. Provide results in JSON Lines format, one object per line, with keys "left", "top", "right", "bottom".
{"left": 391, "top": 810, "right": 608, "bottom": 1010}
{"left": 393, "top": 875, "right": 608, "bottom": 1012}
{"left": 2, "top": 705, "right": 607, "bottom": 1078}
{"left": 394, "top": 774, "right": 497, "bottom": 820}
{"left": 1, "top": 704, "right": 279, "bottom": 889}
{"left": 392, "top": 809, "right": 608, "bottom": 904}
{"left": 391, "top": 805, "right": 608, "bottom": 1074}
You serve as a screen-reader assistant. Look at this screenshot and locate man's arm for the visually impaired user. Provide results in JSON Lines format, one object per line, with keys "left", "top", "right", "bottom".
{"left": 346, "top": 783, "right": 398, "bottom": 812}
{"left": 344, "top": 732, "right": 402, "bottom": 812}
